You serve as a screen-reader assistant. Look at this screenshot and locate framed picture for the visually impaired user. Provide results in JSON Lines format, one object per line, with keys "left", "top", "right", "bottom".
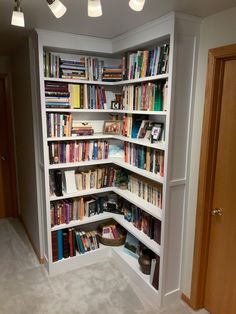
{"left": 151, "top": 123, "right": 163, "bottom": 141}
{"left": 103, "top": 120, "right": 122, "bottom": 135}
{"left": 111, "top": 101, "right": 120, "bottom": 110}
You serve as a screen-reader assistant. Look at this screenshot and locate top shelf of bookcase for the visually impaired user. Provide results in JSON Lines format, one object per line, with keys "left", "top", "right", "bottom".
{"left": 43, "top": 73, "right": 169, "bottom": 86}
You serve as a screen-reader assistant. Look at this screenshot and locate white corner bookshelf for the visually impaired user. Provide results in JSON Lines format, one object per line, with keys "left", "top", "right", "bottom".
{"left": 32, "top": 12, "right": 200, "bottom": 309}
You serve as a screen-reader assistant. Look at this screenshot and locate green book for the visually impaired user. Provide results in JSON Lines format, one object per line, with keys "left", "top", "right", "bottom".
{"left": 154, "top": 83, "right": 162, "bottom": 111}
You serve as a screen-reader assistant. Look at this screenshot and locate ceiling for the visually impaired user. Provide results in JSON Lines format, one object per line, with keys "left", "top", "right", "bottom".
{"left": 0, "top": 0, "right": 236, "bottom": 55}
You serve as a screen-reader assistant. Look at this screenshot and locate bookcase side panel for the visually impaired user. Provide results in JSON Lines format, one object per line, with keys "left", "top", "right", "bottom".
{"left": 169, "top": 34, "right": 199, "bottom": 182}
{"left": 163, "top": 184, "right": 185, "bottom": 297}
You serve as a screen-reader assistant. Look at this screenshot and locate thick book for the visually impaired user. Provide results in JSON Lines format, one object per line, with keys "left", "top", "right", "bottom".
{"left": 57, "top": 230, "right": 63, "bottom": 260}
{"left": 51, "top": 231, "right": 58, "bottom": 262}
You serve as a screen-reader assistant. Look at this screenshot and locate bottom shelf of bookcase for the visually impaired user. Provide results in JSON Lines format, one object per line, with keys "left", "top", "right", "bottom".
{"left": 49, "top": 244, "right": 111, "bottom": 275}
{"left": 112, "top": 246, "right": 160, "bottom": 307}
{"left": 48, "top": 244, "right": 160, "bottom": 306}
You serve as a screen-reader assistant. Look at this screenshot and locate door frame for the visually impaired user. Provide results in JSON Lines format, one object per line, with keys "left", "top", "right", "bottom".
{"left": 183, "top": 43, "right": 236, "bottom": 310}
{"left": 0, "top": 73, "right": 18, "bottom": 218}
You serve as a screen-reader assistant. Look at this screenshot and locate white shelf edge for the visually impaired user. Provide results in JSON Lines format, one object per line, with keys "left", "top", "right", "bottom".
{"left": 48, "top": 159, "right": 110, "bottom": 169}
{"left": 45, "top": 108, "right": 167, "bottom": 115}
{"left": 48, "top": 157, "right": 165, "bottom": 184}
{"left": 112, "top": 214, "right": 161, "bottom": 256}
{"left": 113, "top": 188, "right": 162, "bottom": 220}
{"left": 51, "top": 212, "right": 113, "bottom": 231}
{"left": 50, "top": 187, "right": 114, "bottom": 201}
{"left": 47, "top": 134, "right": 113, "bottom": 142}
{"left": 110, "top": 157, "right": 165, "bottom": 184}
{"left": 46, "top": 134, "right": 166, "bottom": 150}
{"left": 49, "top": 244, "right": 111, "bottom": 275}
{"left": 44, "top": 73, "right": 168, "bottom": 86}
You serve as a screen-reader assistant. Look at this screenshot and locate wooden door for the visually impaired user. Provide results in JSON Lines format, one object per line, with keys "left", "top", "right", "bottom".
{"left": 0, "top": 75, "right": 17, "bottom": 218}
{"left": 204, "top": 59, "right": 236, "bottom": 313}
{"left": 189, "top": 44, "right": 236, "bottom": 312}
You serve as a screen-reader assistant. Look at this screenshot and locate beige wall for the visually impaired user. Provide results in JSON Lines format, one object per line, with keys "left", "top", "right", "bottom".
{"left": 181, "top": 6, "right": 236, "bottom": 297}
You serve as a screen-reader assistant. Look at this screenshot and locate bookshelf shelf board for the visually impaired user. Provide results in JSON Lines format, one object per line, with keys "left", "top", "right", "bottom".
{"left": 112, "top": 213, "right": 161, "bottom": 256}
{"left": 44, "top": 77, "right": 115, "bottom": 86}
{"left": 51, "top": 213, "right": 113, "bottom": 231}
{"left": 50, "top": 187, "right": 114, "bottom": 201}
{"left": 110, "top": 110, "right": 167, "bottom": 115}
{"left": 48, "top": 159, "right": 110, "bottom": 170}
{"left": 113, "top": 246, "right": 158, "bottom": 290}
{"left": 113, "top": 188, "right": 162, "bottom": 220}
{"left": 50, "top": 187, "right": 162, "bottom": 221}
{"left": 47, "top": 134, "right": 113, "bottom": 142}
{"left": 48, "top": 157, "right": 164, "bottom": 184}
{"left": 44, "top": 74, "right": 168, "bottom": 86}
{"left": 47, "top": 134, "right": 165, "bottom": 150}
{"left": 50, "top": 244, "right": 110, "bottom": 275}
{"left": 110, "top": 157, "right": 165, "bottom": 184}
{"left": 114, "top": 136, "right": 166, "bottom": 150}
{"left": 45, "top": 108, "right": 167, "bottom": 115}
{"left": 112, "top": 73, "right": 169, "bottom": 85}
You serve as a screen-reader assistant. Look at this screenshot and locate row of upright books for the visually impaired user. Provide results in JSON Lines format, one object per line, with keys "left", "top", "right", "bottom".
{"left": 121, "top": 81, "right": 168, "bottom": 111}
{"left": 48, "top": 140, "right": 109, "bottom": 164}
{"left": 45, "top": 81, "right": 107, "bottom": 109}
{"left": 51, "top": 196, "right": 101, "bottom": 227}
{"left": 122, "top": 44, "right": 169, "bottom": 80}
{"left": 51, "top": 228, "right": 100, "bottom": 262}
{"left": 123, "top": 203, "right": 161, "bottom": 244}
{"left": 44, "top": 52, "right": 122, "bottom": 81}
{"left": 47, "top": 113, "right": 72, "bottom": 138}
{"left": 47, "top": 114, "right": 94, "bottom": 138}
{"left": 128, "top": 174, "right": 162, "bottom": 208}
{"left": 44, "top": 44, "right": 169, "bottom": 81}
{"left": 49, "top": 167, "right": 117, "bottom": 197}
{"left": 124, "top": 143, "right": 164, "bottom": 176}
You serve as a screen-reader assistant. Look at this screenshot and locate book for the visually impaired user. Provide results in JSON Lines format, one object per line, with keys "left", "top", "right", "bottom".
{"left": 57, "top": 230, "right": 63, "bottom": 260}
{"left": 64, "top": 170, "right": 77, "bottom": 193}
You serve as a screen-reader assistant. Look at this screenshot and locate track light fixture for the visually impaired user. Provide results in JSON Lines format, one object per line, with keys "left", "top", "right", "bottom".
{"left": 10, "top": 0, "right": 147, "bottom": 28}
{"left": 129, "top": 0, "right": 146, "bottom": 12}
{"left": 47, "top": 0, "right": 67, "bottom": 19}
{"left": 11, "top": 0, "right": 25, "bottom": 27}
{"left": 88, "top": 0, "right": 102, "bottom": 17}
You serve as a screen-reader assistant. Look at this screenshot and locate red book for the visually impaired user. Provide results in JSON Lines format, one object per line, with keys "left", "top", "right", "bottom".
{"left": 51, "top": 231, "right": 58, "bottom": 262}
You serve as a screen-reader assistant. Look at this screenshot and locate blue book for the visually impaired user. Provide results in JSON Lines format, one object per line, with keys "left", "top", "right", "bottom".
{"left": 75, "top": 231, "right": 85, "bottom": 254}
{"left": 93, "top": 142, "right": 98, "bottom": 160}
{"left": 57, "top": 230, "right": 63, "bottom": 260}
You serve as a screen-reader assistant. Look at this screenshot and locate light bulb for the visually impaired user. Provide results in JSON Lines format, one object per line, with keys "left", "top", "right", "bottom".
{"left": 47, "top": 0, "right": 67, "bottom": 18}
{"left": 11, "top": 2, "right": 25, "bottom": 28}
{"left": 129, "top": 0, "right": 145, "bottom": 12}
{"left": 88, "top": 0, "right": 102, "bottom": 17}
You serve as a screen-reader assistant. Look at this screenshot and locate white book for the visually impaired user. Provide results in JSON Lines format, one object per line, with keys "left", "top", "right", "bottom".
{"left": 150, "top": 259, "right": 156, "bottom": 284}
{"left": 64, "top": 170, "right": 77, "bottom": 193}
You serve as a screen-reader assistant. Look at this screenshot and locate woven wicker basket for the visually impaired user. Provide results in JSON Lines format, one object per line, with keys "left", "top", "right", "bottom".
{"left": 97, "top": 219, "right": 126, "bottom": 246}
{"left": 97, "top": 233, "right": 126, "bottom": 246}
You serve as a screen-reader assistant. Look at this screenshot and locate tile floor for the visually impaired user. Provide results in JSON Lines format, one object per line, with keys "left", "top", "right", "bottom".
{"left": 0, "top": 218, "right": 208, "bottom": 314}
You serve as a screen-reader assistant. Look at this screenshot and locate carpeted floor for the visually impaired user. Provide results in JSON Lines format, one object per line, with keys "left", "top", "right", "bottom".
{"left": 0, "top": 218, "right": 207, "bottom": 314}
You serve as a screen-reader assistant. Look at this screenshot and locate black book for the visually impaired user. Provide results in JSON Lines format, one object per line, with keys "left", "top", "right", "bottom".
{"left": 62, "top": 231, "right": 69, "bottom": 259}
{"left": 54, "top": 170, "right": 63, "bottom": 196}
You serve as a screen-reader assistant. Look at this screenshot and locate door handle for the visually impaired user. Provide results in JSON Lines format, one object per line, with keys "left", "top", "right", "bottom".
{"left": 1, "top": 156, "right": 6, "bottom": 161}
{"left": 211, "top": 208, "right": 223, "bottom": 216}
